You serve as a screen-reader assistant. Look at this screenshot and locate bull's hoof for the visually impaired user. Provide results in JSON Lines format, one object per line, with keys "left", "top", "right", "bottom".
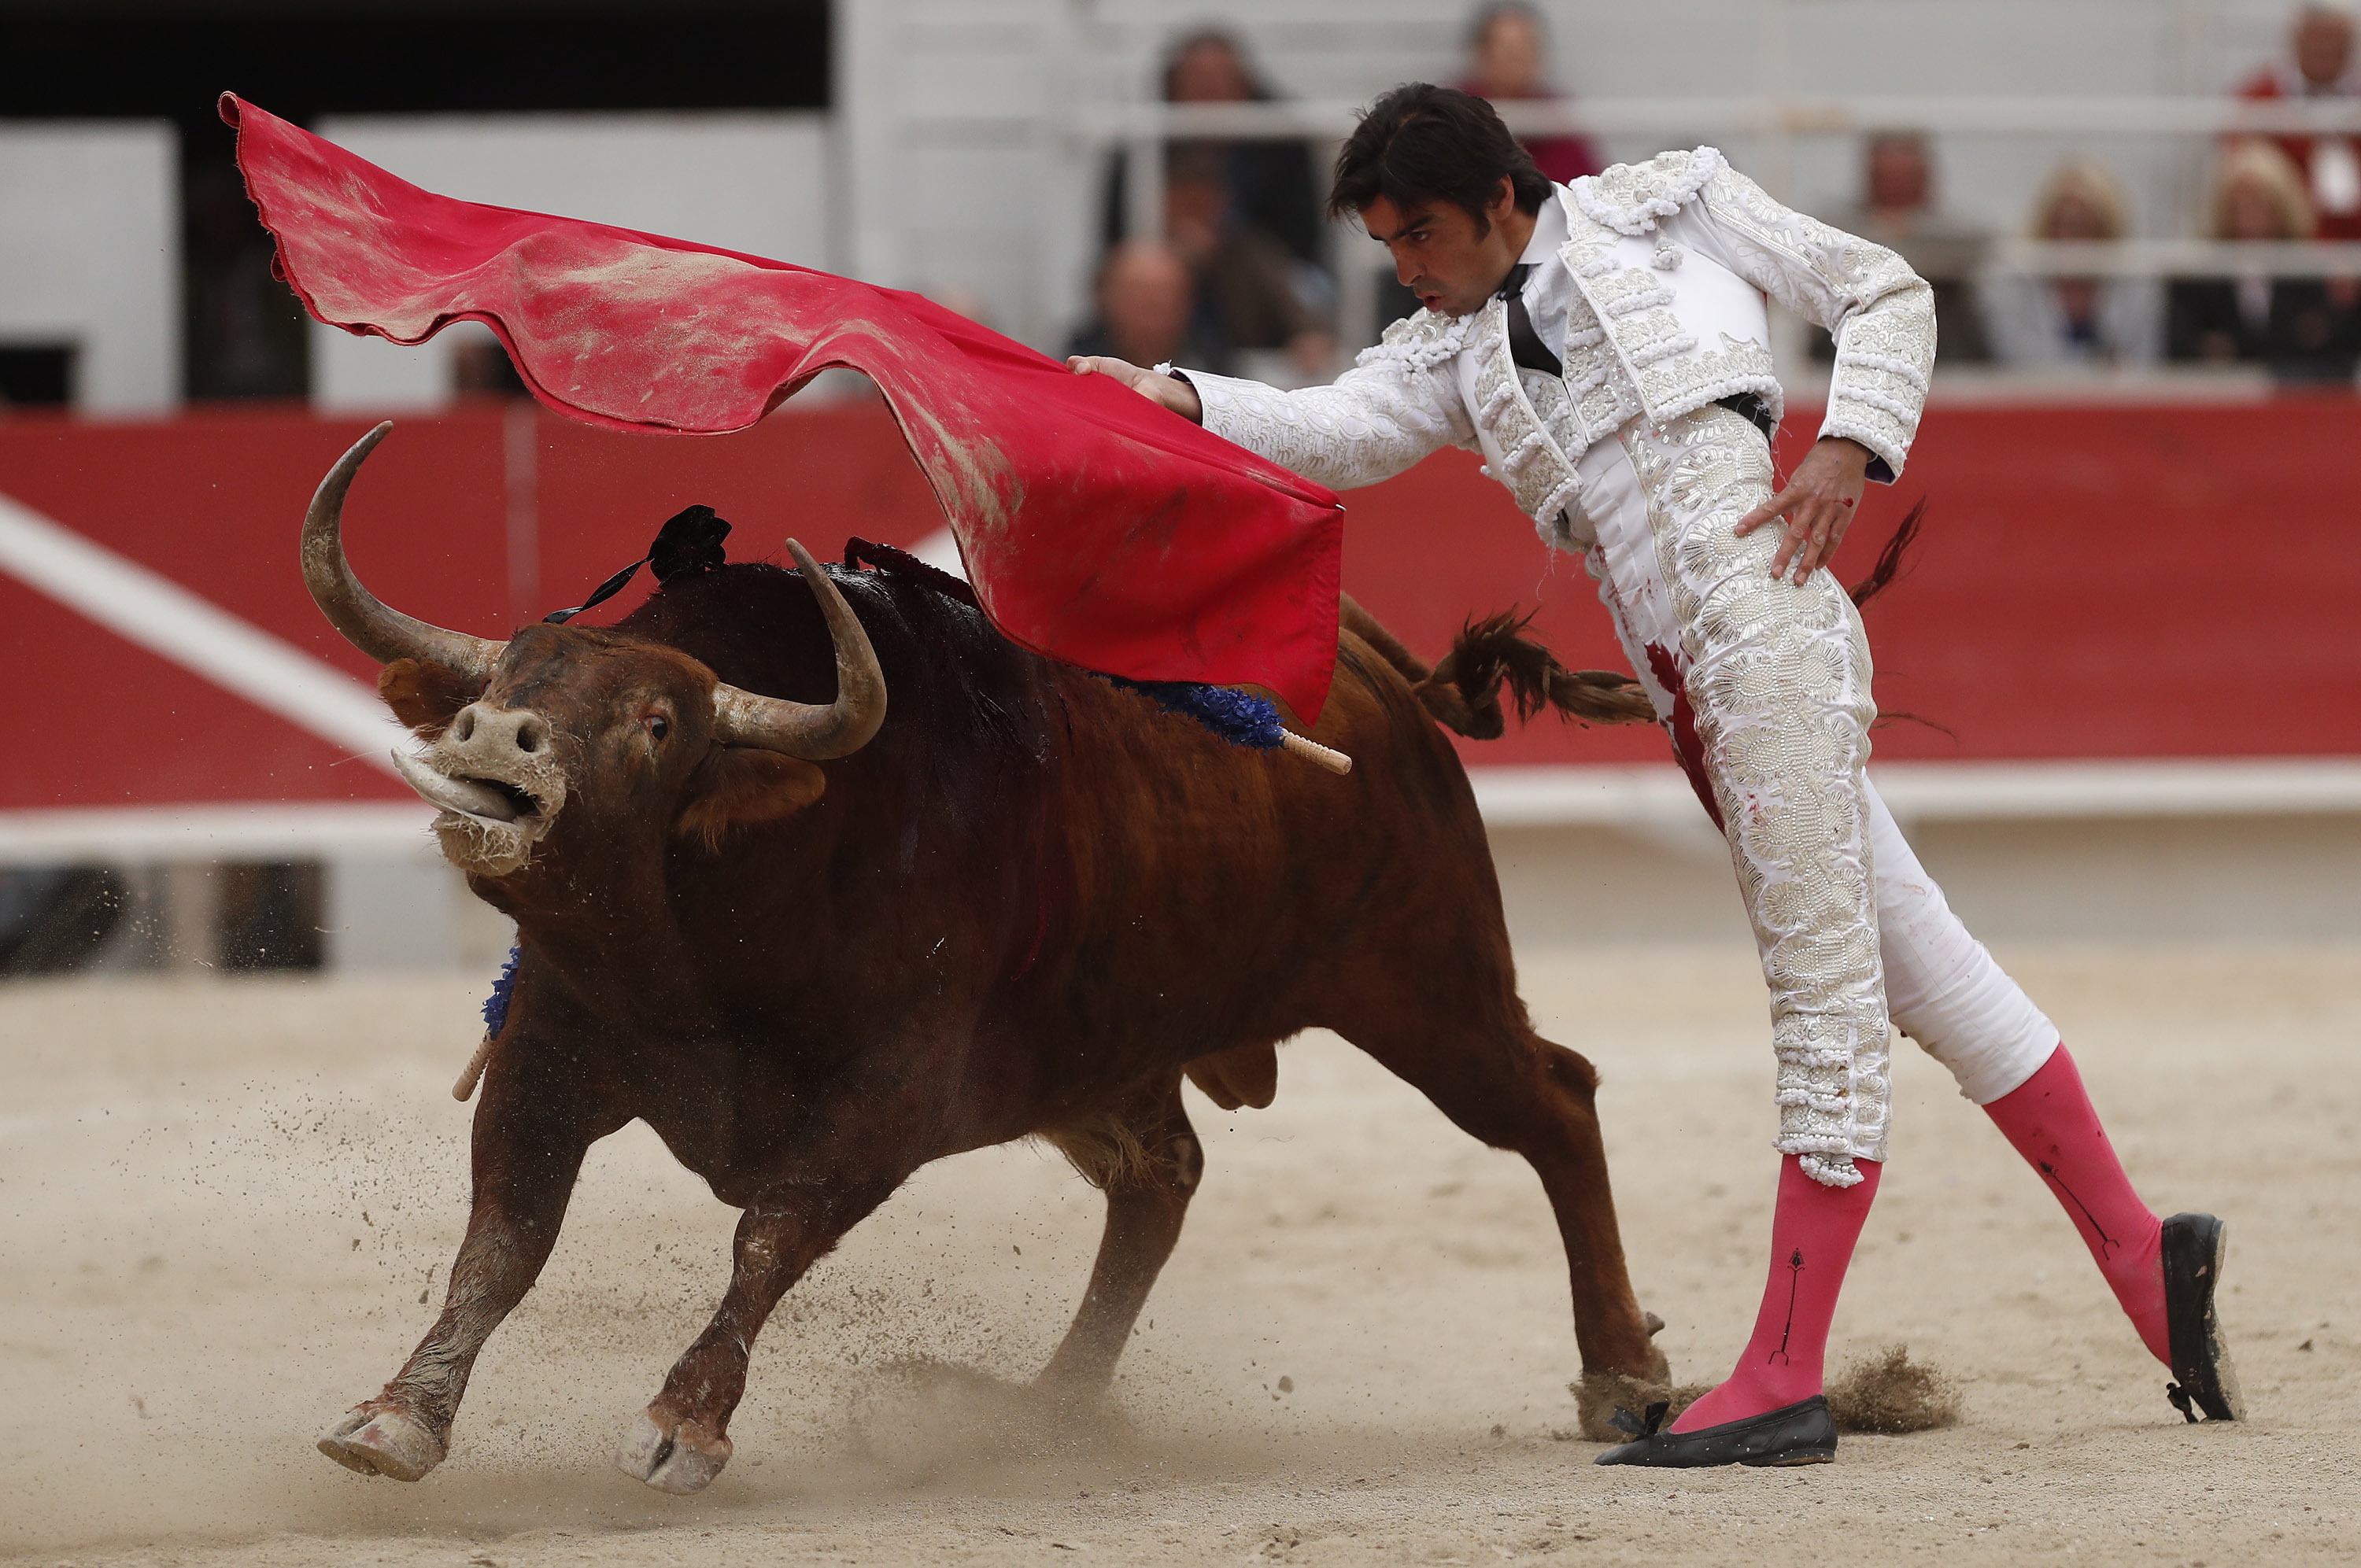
{"left": 317, "top": 1406, "right": 446, "bottom": 1481}
{"left": 615, "top": 1408, "right": 732, "bottom": 1495}
{"left": 1572, "top": 1370, "right": 1709, "bottom": 1444}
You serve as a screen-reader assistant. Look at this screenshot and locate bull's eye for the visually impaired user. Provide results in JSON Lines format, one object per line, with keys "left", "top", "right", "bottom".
{"left": 646, "top": 714, "right": 670, "bottom": 743}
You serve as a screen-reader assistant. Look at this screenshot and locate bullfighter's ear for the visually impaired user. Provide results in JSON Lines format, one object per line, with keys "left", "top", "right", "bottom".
{"left": 379, "top": 658, "right": 482, "bottom": 738}
{"left": 674, "top": 747, "right": 827, "bottom": 850}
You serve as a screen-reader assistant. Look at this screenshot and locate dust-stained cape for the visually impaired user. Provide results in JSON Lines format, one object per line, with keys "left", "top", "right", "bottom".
{"left": 223, "top": 94, "right": 1345, "bottom": 719}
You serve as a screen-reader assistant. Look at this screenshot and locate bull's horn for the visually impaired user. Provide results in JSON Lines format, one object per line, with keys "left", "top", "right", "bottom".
{"left": 302, "top": 422, "right": 504, "bottom": 679}
{"left": 709, "top": 540, "right": 887, "bottom": 759}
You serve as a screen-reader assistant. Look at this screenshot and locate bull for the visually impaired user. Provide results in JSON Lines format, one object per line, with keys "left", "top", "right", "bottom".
{"left": 305, "top": 424, "right": 1671, "bottom": 1494}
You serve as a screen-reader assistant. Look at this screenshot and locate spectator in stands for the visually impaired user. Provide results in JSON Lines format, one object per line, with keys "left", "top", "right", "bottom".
{"left": 1819, "top": 131, "right": 1991, "bottom": 362}
{"left": 1064, "top": 239, "right": 1225, "bottom": 375}
{"left": 2168, "top": 139, "right": 2361, "bottom": 382}
{"left": 1982, "top": 158, "right": 2160, "bottom": 368}
{"left": 1458, "top": 2, "right": 1602, "bottom": 184}
{"left": 1162, "top": 142, "right": 1336, "bottom": 382}
{"left": 2239, "top": 2, "right": 2361, "bottom": 240}
{"left": 1101, "top": 28, "right": 1326, "bottom": 272}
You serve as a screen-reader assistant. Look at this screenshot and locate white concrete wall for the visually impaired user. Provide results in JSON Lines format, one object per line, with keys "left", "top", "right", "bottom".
{"left": 835, "top": 0, "right": 1096, "bottom": 346}
{"left": 0, "top": 122, "right": 178, "bottom": 413}
{"left": 309, "top": 112, "right": 833, "bottom": 413}
{"left": 1490, "top": 814, "right": 2361, "bottom": 949}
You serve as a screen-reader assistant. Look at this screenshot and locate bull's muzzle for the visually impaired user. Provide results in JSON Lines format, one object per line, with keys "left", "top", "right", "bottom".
{"left": 447, "top": 702, "right": 551, "bottom": 762}
{"left": 394, "top": 703, "right": 570, "bottom": 877}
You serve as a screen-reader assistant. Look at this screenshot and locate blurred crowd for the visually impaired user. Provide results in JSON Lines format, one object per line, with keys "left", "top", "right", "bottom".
{"left": 1068, "top": 1, "right": 2361, "bottom": 388}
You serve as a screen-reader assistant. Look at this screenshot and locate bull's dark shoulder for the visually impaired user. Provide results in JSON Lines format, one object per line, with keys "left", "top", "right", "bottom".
{"left": 619, "top": 556, "right": 1056, "bottom": 769}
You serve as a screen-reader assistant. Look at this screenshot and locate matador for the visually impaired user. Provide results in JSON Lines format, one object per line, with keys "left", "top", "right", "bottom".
{"left": 1072, "top": 83, "right": 2240, "bottom": 1466}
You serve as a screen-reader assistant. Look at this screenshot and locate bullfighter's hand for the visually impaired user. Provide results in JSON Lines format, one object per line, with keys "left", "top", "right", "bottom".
{"left": 1734, "top": 437, "right": 1872, "bottom": 585}
{"left": 1066, "top": 355, "right": 1204, "bottom": 422}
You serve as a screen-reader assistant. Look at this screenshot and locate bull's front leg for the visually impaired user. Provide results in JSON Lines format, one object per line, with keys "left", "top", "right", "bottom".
{"left": 317, "top": 1038, "right": 604, "bottom": 1481}
{"left": 615, "top": 1173, "right": 903, "bottom": 1495}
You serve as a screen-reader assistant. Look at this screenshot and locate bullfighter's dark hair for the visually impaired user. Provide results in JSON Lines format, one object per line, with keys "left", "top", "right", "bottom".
{"left": 1328, "top": 83, "right": 1554, "bottom": 235}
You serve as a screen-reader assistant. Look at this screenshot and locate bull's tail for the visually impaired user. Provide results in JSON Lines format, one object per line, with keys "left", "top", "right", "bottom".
{"left": 1340, "top": 595, "right": 1656, "bottom": 740}
{"left": 1848, "top": 498, "right": 1930, "bottom": 613}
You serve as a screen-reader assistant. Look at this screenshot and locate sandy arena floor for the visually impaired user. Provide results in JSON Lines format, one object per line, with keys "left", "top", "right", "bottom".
{"left": 2, "top": 945, "right": 2355, "bottom": 1565}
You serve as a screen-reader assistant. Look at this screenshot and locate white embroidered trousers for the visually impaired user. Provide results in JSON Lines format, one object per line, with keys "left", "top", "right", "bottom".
{"left": 1574, "top": 405, "right": 2057, "bottom": 1184}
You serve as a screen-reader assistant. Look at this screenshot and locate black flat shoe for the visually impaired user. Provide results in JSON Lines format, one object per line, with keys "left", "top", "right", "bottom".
{"left": 2161, "top": 1212, "right": 2244, "bottom": 1422}
{"left": 1592, "top": 1395, "right": 1838, "bottom": 1467}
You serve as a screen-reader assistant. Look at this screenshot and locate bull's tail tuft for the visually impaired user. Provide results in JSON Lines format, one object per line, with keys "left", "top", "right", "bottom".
{"left": 1338, "top": 593, "right": 1655, "bottom": 739}
{"left": 1420, "top": 611, "right": 1657, "bottom": 737}
{"left": 1848, "top": 499, "right": 1930, "bottom": 613}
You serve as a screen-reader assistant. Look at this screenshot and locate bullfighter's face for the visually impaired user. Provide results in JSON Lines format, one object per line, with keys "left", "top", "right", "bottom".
{"left": 1359, "top": 178, "right": 1534, "bottom": 319}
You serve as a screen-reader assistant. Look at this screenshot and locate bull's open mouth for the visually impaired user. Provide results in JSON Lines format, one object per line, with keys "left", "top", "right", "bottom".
{"left": 450, "top": 775, "right": 543, "bottom": 825}
{"left": 392, "top": 751, "right": 547, "bottom": 827}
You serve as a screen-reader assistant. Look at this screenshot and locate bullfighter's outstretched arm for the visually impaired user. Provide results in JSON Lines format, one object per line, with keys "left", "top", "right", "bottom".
{"left": 1173, "top": 338, "right": 1480, "bottom": 492}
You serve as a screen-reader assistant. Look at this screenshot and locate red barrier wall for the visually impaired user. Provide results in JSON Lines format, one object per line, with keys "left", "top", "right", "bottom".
{"left": 2, "top": 395, "right": 2355, "bottom": 813}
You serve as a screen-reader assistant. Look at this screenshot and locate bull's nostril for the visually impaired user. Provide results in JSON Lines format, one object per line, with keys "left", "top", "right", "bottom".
{"left": 454, "top": 710, "right": 475, "bottom": 742}
{"left": 517, "top": 725, "right": 541, "bottom": 754}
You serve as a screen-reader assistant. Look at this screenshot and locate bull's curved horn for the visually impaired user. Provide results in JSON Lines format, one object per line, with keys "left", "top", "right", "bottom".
{"left": 709, "top": 540, "right": 887, "bottom": 759}
{"left": 302, "top": 422, "right": 504, "bottom": 679}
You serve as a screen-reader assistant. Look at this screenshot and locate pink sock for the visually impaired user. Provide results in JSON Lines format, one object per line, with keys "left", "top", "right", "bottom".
{"left": 1672, "top": 1153, "right": 1882, "bottom": 1432}
{"left": 1982, "top": 1045, "right": 2168, "bottom": 1365}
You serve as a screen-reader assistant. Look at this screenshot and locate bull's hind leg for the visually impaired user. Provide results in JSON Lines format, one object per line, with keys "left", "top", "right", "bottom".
{"left": 1336, "top": 995, "right": 1666, "bottom": 1438}
{"left": 1034, "top": 1076, "right": 1202, "bottom": 1397}
{"left": 318, "top": 1037, "right": 607, "bottom": 1481}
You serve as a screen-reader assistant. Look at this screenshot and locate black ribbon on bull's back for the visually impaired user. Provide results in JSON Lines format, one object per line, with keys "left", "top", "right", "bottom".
{"left": 544, "top": 504, "right": 733, "bottom": 623}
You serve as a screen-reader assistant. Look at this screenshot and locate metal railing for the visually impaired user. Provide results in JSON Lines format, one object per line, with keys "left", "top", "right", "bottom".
{"left": 1077, "top": 95, "right": 2361, "bottom": 145}
{"left": 1987, "top": 238, "right": 2361, "bottom": 276}
{"left": 1087, "top": 94, "right": 2361, "bottom": 240}
{"left": 1081, "top": 94, "right": 2361, "bottom": 360}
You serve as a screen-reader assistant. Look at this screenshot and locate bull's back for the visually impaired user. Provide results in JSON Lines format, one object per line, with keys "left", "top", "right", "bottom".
{"left": 1041, "top": 632, "right": 1513, "bottom": 1041}
{"left": 636, "top": 563, "right": 1515, "bottom": 1075}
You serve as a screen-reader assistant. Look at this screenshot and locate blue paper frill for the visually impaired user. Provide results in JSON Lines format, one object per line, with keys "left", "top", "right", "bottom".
{"left": 1105, "top": 677, "right": 1287, "bottom": 751}
{"left": 481, "top": 945, "right": 522, "bottom": 1039}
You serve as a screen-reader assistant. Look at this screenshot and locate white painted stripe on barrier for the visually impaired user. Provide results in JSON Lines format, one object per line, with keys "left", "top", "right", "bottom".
{"left": 0, "top": 802, "right": 439, "bottom": 863}
{"left": 0, "top": 490, "right": 410, "bottom": 773}
{"left": 1472, "top": 758, "right": 2361, "bottom": 829}
{"left": 906, "top": 526, "right": 968, "bottom": 579}
{"left": 3, "top": 759, "right": 2356, "bottom": 865}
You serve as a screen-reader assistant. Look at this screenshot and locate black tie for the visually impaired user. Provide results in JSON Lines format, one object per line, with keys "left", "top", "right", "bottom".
{"left": 1498, "top": 262, "right": 1562, "bottom": 379}
{"left": 1498, "top": 259, "right": 1785, "bottom": 450}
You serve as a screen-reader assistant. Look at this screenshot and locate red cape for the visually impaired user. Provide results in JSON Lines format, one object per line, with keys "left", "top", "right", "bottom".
{"left": 222, "top": 94, "right": 1343, "bottom": 718}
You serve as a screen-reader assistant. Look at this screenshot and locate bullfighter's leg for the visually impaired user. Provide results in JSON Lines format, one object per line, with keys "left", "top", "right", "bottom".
{"left": 1334, "top": 992, "right": 1665, "bottom": 1437}
{"left": 317, "top": 1031, "right": 607, "bottom": 1481}
{"left": 616, "top": 1169, "right": 907, "bottom": 1495}
{"left": 1573, "top": 406, "right": 1891, "bottom": 1449}
{"left": 1034, "top": 1075, "right": 1203, "bottom": 1397}
{"left": 1869, "top": 785, "right": 2232, "bottom": 1412}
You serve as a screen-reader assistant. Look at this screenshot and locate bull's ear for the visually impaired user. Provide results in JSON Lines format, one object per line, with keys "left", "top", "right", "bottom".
{"left": 674, "top": 747, "right": 827, "bottom": 850}
{"left": 379, "top": 659, "right": 482, "bottom": 738}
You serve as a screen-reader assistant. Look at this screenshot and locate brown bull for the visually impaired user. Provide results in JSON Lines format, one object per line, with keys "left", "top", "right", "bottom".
{"left": 306, "top": 424, "right": 1670, "bottom": 1494}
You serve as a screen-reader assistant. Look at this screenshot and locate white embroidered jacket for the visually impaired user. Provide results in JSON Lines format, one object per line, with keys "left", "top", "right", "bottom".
{"left": 1183, "top": 147, "right": 1935, "bottom": 547}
